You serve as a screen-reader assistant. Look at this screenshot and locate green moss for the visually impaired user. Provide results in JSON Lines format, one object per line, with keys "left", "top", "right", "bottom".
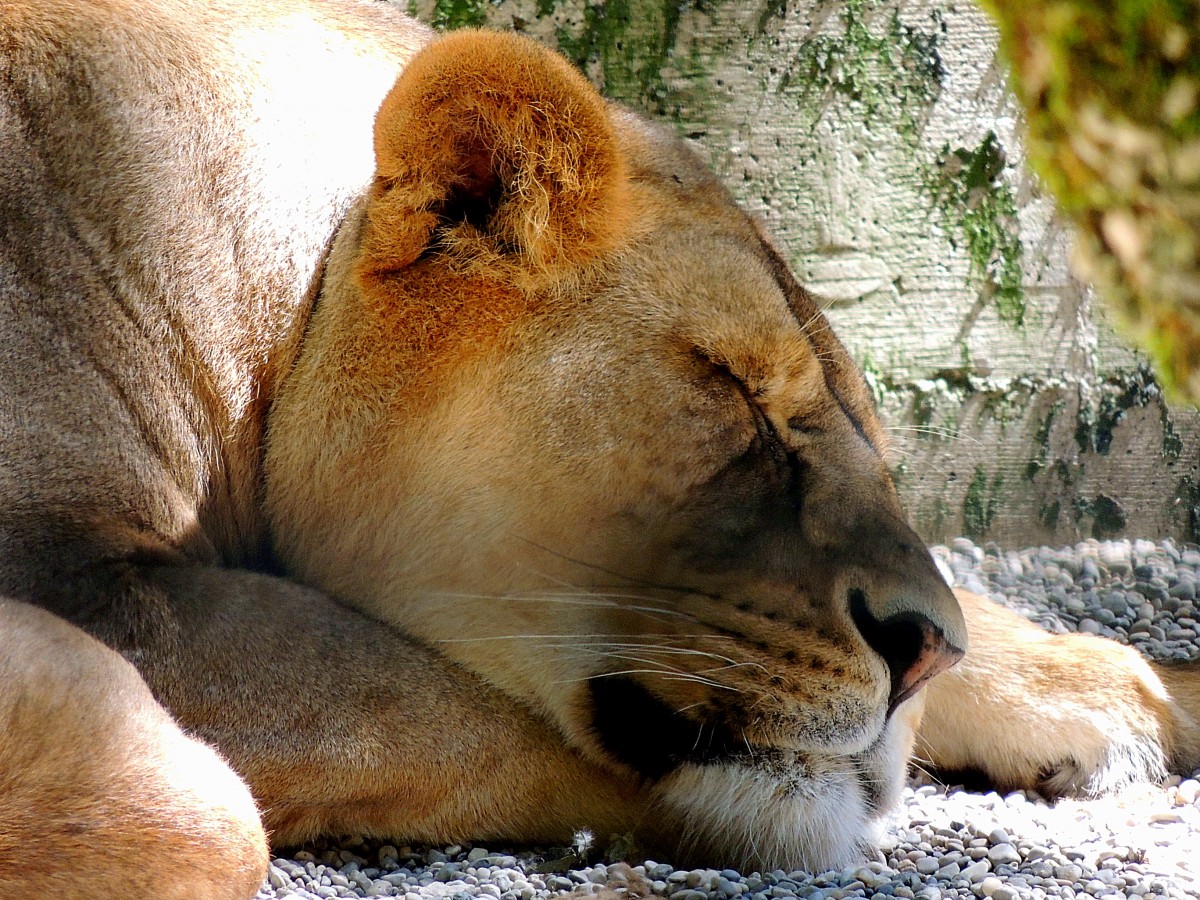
{"left": 903, "top": 376, "right": 974, "bottom": 437}
{"left": 860, "top": 353, "right": 889, "bottom": 406}
{"left": 547, "top": 0, "right": 704, "bottom": 116}
{"left": 1052, "top": 457, "right": 1081, "bottom": 489}
{"left": 1073, "top": 402, "right": 1096, "bottom": 455}
{"left": 979, "top": 379, "right": 1033, "bottom": 431}
{"left": 1072, "top": 493, "right": 1128, "bottom": 539}
{"left": 415, "top": 0, "right": 718, "bottom": 120}
{"left": 755, "top": 0, "right": 788, "bottom": 35}
{"left": 783, "top": 0, "right": 945, "bottom": 136}
{"left": 963, "top": 465, "right": 1003, "bottom": 538}
{"left": 927, "top": 132, "right": 1025, "bottom": 327}
{"left": 930, "top": 496, "right": 951, "bottom": 536}
{"left": 911, "top": 389, "right": 936, "bottom": 430}
{"left": 1162, "top": 411, "right": 1183, "bottom": 461}
{"left": 1025, "top": 400, "right": 1064, "bottom": 480}
{"left": 1175, "top": 475, "right": 1200, "bottom": 543}
{"left": 1073, "top": 363, "right": 1165, "bottom": 454}
{"left": 1093, "top": 395, "right": 1125, "bottom": 454}
{"left": 430, "top": 0, "right": 491, "bottom": 29}
{"left": 1038, "top": 499, "right": 1062, "bottom": 530}
{"left": 773, "top": 3, "right": 1026, "bottom": 337}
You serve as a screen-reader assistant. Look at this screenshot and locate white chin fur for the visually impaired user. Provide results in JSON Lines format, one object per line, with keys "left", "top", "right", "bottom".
{"left": 651, "top": 760, "right": 874, "bottom": 873}
{"left": 648, "top": 707, "right": 920, "bottom": 872}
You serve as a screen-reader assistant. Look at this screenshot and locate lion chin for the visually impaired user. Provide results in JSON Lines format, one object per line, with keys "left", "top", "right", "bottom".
{"left": 3, "top": 2, "right": 1200, "bottom": 897}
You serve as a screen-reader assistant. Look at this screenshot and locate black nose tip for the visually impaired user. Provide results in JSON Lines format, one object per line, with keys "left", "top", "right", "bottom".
{"left": 848, "top": 587, "right": 964, "bottom": 712}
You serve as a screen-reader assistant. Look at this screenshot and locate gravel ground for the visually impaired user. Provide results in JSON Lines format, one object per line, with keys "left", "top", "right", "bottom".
{"left": 257, "top": 538, "right": 1200, "bottom": 900}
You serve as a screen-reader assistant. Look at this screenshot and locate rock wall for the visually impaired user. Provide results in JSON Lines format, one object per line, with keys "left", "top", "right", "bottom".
{"left": 405, "top": 0, "right": 1200, "bottom": 547}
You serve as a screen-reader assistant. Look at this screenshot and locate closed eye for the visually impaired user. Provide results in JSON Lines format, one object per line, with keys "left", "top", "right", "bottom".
{"left": 743, "top": 389, "right": 807, "bottom": 513}
{"left": 786, "top": 412, "right": 821, "bottom": 436}
{"left": 688, "top": 345, "right": 808, "bottom": 509}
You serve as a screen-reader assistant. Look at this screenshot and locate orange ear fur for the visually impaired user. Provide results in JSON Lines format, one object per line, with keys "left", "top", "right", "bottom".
{"left": 358, "top": 30, "right": 629, "bottom": 278}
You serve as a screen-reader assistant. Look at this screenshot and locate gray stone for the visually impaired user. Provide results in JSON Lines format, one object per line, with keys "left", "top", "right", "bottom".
{"left": 987, "top": 844, "right": 1021, "bottom": 866}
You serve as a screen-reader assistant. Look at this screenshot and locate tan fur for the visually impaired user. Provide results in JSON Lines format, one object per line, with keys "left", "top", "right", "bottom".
{"left": 0, "top": 2, "right": 1197, "bottom": 897}
{"left": 361, "top": 29, "right": 633, "bottom": 277}
{"left": 919, "top": 590, "right": 1200, "bottom": 795}
{"left": 0, "top": 600, "right": 267, "bottom": 899}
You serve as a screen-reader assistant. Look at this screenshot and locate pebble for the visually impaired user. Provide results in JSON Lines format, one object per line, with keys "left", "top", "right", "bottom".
{"left": 256, "top": 539, "right": 1200, "bottom": 900}
{"left": 987, "top": 844, "right": 1021, "bottom": 865}
{"left": 1175, "top": 779, "right": 1200, "bottom": 804}
{"left": 961, "top": 860, "right": 991, "bottom": 882}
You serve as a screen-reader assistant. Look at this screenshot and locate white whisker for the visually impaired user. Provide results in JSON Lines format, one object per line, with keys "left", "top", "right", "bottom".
{"left": 697, "top": 660, "right": 771, "bottom": 675}
{"left": 436, "top": 634, "right": 739, "bottom": 645}
{"left": 422, "top": 591, "right": 696, "bottom": 621}
{"left": 887, "top": 424, "right": 984, "bottom": 447}
{"left": 551, "top": 669, "right": 744, "bottom": 692}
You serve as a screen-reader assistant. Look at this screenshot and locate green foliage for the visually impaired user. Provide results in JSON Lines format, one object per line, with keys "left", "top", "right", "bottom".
{"left": 979, "top": 0, "right": 1200, "bottom": 398}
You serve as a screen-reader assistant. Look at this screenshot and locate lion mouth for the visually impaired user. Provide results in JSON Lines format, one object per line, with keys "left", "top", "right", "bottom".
{"left": 589, "top": 675, "right": 746, "bottom": 778}
{"left": 588, "top": 672, "right": 885, "bottom": 781}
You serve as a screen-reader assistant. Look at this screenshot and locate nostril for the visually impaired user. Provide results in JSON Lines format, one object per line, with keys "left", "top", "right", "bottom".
{"left": 848, "top": 588, "right": 923, "bottom": 697}
{"left": 848, "top": 587, "right": 963, "bottom": 713}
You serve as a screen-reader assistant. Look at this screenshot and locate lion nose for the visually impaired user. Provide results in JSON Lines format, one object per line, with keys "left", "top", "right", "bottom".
{"left": 848, "top": 587, "right": 965, "bottom": 713}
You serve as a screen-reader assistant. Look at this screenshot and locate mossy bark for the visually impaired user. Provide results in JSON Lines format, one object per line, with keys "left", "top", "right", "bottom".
{"left": 979, "top": 0, "right": 1200, "bottom": 400}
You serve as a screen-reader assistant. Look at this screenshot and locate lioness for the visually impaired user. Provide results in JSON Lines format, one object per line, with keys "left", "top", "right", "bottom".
{"left": 0, "top": 2, "right": 1197, "bottom": 898}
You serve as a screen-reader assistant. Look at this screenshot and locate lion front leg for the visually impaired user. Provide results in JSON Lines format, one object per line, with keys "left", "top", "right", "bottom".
{"left": 917, "top": 589, "right": 1200, "bottom": 796}
{"left": 0, "top": 599, "right": 268, "bottom": 900}
{"left": 80, "top": 564, "right": 642, "bottom": 852}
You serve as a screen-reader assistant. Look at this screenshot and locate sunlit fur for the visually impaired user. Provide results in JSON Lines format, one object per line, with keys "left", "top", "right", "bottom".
{"left": 921, "top": 590, "right": 1200, "bottom": 796}
{"left": 1, "top": 3, "right": 1199, "bottom": 898}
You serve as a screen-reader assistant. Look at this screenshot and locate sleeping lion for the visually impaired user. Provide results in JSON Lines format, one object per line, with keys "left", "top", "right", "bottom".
{"left": 0, "top": 1, "right": 1197, "bottom": 897}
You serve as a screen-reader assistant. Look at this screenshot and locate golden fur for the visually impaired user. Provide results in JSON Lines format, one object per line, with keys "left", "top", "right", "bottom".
{"left": 0, "top": 2, "right": 1197, "bottom": 898}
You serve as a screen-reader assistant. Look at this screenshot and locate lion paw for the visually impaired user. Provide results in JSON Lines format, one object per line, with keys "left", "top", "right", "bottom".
{"left": 916, "top": 590, "right": 1200, "bottom": 797}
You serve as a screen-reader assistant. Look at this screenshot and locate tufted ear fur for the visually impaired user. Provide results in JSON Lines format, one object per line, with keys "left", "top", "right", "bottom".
{"left": 357, "top": 30, "right": 630, "bottom": 278}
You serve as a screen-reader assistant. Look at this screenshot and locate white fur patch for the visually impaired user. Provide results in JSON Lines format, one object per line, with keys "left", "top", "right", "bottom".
{"left": 652, "top": 759, "right": 873, "bottom": 873}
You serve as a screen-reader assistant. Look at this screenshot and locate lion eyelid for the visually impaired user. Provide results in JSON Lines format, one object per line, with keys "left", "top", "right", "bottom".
{"left": 786, "top": 413, "right": 820, "bottom": 436}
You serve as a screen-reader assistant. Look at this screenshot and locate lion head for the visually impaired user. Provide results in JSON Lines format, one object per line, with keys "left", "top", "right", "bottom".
{"left": 266, "top": 30, "right": 966, "bottom": 871}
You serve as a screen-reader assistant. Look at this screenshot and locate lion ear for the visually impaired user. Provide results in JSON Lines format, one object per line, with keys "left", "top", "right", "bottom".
{"left": 358, "top": 30, "right": 629, "bottom": 277}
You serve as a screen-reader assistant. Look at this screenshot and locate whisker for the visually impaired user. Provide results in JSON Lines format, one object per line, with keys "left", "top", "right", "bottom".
{"left": 436, "top": 634, "right": 740, "bottom": 646}
{"left": 568, "top": 650, "right": 694, "bottom": 673}
{"left": 798, "top": 300, "right": 836, "bottom": 335}
{"left": 659, "top": 673, "right": 746, "bottom": 692}
{"left": 696, "top": 660, "right": 771, "bottom": 675}
{"left": 422, "top": 590, "right": 696, "bottom": 621}
{"left": 511, "top": 538, "right": 724, "bottom": 604}
{"left": 887, "top": 424, "right": 984, "bottom": 447}
{"left": 423, "top": 590, "right": 655, "bottom": 605}
{"left": 571, "top": 651, "right": 763, "bottom": 695}
{"left": 605, "top": 643, "right": 755, "bottom": 662}
{"left": 551, "top": 669, "right": 744, "bottom": 692}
